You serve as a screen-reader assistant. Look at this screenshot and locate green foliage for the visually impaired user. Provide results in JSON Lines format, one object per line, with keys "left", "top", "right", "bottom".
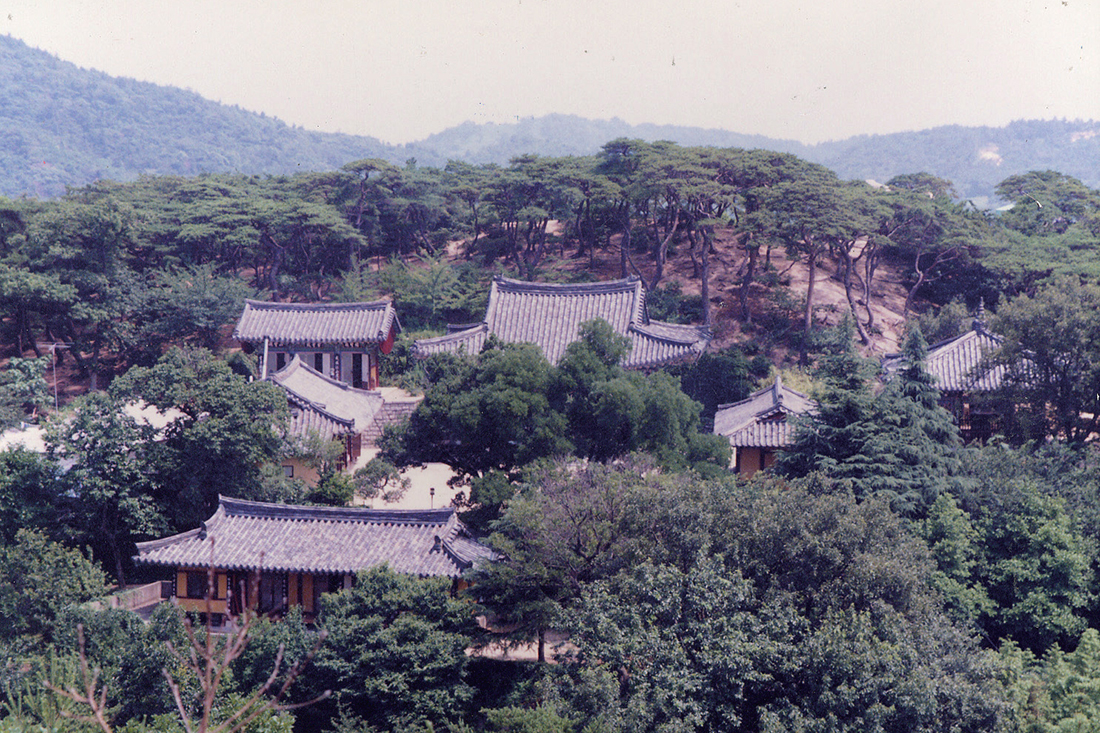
{"left": 109, "top": 348, "right": 289, "bottom": 530}
{"left": 385, "top": 343, "right": 572, "bottom": 481}
{"left": 916, "top": 297, "right": 974, "bottom": 344}
{"left": 45, "top": 391, "right": 166, "bottom": 583}
{"left": 0, "top": 529, "right": 108, "bottom": 644}
{"left": 0, "top": 647, "right": 99, "bottom": 732}
{"left": 553, "top": 320, "right": 727, "bottom": 469}
{"left": 672, "top": 346, "right": 767, "bottom": 427}
{"left": 53, "top": 604, "right": 190, "bottom": 725}
{"left": 914, "top": 493, "right": 993, "bottom": 627}
{"left": 1000, "top": 628, "right": 1100, "bottom": 732}
{"left": 350, "top": 457, "right": 410, "bottom": 505}
{"left": 228, "top": 607, "right": 315, "bottom": 706}
{"left": 388, "top": 320, "right": 728, "bottom": 486}
{"left": 777, "top": 323, "right": 963, "bottom": 516}
{"left": 482, "top": 705, "right": 578, "bottom": 733}
{"left": 0, "top": 447, "right": 61, "bottom": 544}
{"left": 978, "top": 485, "right": 1093, "bottom": 652}
{"left": 981, "top": 172, "right": 1100, "bottom": 283}
{"left": 136, "top": 264, "right": 249, "bottom": 357}
{"left": 539, "top": 476, "right": 1013, "bottom": 733}
{"left": 996, "top": 171, "right": 1100, "bottom": 237}
{"left": 643, "top": 282, "right": 703, "bottom": 324}
{"left": 374, "top": 257, "right": 488, "bottom": 331}
{"left": 304, "top": 566, "right": 479, "bottom": 732}
{"left": 471, "top": 458, "right": 659, "bottom": 658}
{"left": 0, "top": 356, "right": 52, "bottom": 427}
{"left": 950, "top": 443, "right": 1098, "bottom": 653}
{"left": 456, "top": 470, "right": 516, "bottom": 536}
{"left": 307, "top": 472, "right": 355, "bottom": 507}
{"left": 991, "top": 277, "right": 1100, "bottom": 444}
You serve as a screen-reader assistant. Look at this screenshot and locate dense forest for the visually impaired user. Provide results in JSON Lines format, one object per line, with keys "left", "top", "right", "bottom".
{"left": 4, "top": 58, "right": 1100, "bottom": 732}
{"left": 3, "top": 34, "right": 1099, "bottom": 203}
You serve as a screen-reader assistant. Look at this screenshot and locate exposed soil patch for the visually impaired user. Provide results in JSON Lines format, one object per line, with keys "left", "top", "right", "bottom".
{"left": 488, "top": 226, "right": 913, "bottom": 362}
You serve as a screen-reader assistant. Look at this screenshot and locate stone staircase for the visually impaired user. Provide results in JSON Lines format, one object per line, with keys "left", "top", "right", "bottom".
{"left": 362, "top": 400, "right": 419, "bottom": 446}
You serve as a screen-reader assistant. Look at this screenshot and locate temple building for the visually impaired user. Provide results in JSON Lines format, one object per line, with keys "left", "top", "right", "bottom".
{"left": 413, "top": 276, "right": 710, "bottom": 368}
{"left": 134, "top": 496, "right": 494, "bottom": 621}
{"left": 235, "top": 299, "right": 400, "bottom": 390}
{"left": 713, "top": 375, "right": 814, "bottom": 478}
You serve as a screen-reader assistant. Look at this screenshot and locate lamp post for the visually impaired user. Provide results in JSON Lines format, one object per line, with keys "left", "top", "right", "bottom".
{"left": 429, "top": 486, "right": 436, "bottom": 509}
{"left": 37, "top": 342, "right": 71, "bottom": 411}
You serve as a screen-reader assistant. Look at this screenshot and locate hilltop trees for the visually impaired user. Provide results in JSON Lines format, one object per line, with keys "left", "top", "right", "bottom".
{"left": 2, "top": 138, "right": 1096, "bottom": 386}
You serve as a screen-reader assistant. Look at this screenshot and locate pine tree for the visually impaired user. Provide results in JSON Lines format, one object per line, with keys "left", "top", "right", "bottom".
{"left": 841, "top": 326, "right": 963, "bottom": 515}
{"left": 777, "top": 324, "right": 963, "bottom": 517}
{"left": 773, "top": 319, "right": 879, "bottom": 480}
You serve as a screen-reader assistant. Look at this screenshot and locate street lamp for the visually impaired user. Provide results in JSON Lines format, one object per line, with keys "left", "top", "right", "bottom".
{"left": 37, "top": 342, "right": 71, "bottom": 411}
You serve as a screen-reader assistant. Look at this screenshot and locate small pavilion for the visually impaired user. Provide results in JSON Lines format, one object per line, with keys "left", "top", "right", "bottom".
{"left": 713, "top": 376, "right": 815, "bottom": 477}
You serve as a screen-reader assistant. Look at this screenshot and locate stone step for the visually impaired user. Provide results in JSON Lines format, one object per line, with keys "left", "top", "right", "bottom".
{"left": 362, "top": 400, "right": 419, "bottom": 446}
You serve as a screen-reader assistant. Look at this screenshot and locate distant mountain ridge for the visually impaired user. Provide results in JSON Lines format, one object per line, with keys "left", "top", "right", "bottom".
{"left": 2, "top": 34, "right": 1097, "bottom": 202}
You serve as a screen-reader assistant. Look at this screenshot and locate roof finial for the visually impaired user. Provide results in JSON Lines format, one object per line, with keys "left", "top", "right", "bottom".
{"left": 973, "top": 297, "right": 986, "bottom": 331}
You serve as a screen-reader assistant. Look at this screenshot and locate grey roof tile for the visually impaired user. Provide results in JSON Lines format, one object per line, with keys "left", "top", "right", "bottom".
{"left": 413, "top": 276, "right": 709, "bottom": 367}
{"left": 714, "top": 375, "right": 814, "bottom": 448}
{"left": 270, "top": 357, "right": 384, "bottom": 440}
{"left": 234, "top": 300, "right": 400, "bottom": 348}
{"left": 883, "top": 322, "right": 1004, "bottom": 393}
{"left": 134, "top": 497, "right": 494, "bottom": 577}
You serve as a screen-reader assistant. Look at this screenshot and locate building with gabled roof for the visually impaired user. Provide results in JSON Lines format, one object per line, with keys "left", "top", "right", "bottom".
{"left": 134, "top": 496, "right": 494, "bottom": 619}
{"left": 268, "top": 356, "right": 386, "bottom": 480}
{"left": 235, "top": 299, "right": 400, "bottom": 389}
{"left": 413, "top": 276, "right": 710, "bottom": 368}
{"left": 883, "top": 318, "right": 1005, "bottom": 441}
{"left": 713, "top": 375, "right": 815, "bottom": 477}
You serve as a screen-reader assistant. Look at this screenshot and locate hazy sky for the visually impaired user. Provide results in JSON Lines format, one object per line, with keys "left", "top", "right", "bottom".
{"left": 2, "top": 0, "right": 1097, "bottom": 145}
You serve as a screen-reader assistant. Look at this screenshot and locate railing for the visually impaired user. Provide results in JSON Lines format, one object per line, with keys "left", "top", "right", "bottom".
{"left": 107, "top": 581, "right": 165, "bottom": 611}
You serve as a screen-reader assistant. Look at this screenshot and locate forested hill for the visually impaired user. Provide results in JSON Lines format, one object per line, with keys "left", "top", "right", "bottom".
{"left": 3, "top": 33, "right": 1099, "bottom": 203}
{"left": 413, "top": 116, "right": 1100, "bottom": 206}
{"left": 0, "top": 35, "right": 395, "bottom": 198}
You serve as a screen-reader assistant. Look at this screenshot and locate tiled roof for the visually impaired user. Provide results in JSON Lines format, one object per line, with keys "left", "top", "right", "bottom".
{"left": 714, "top": 376, "right": 815, "bottom": 448}
{"left": 723, "top": 419, "right": 799, "bottom": 449}
{"left": 413, "top": 276, "right": 710, "bottom": 368}
{"left": 270, "top": 357, "right": 384, "bottom": 441}
{"left": 883, "top": 322, "right": 1004, "bottom": 393}
{"left": 134, "top": 496, "right": 494, "bottom": 578}
{"left": 234, "top": 299, "right": 399, "bottom": 348}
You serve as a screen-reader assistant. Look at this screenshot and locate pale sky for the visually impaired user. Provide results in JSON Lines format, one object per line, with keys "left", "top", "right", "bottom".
{"left": 2, "top": 0, "right": 1097, "bottom": 145}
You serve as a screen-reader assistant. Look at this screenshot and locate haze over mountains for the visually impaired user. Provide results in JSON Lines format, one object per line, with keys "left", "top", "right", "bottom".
{"left": 2, "top": 34, "right": 1098, "bottom": 203}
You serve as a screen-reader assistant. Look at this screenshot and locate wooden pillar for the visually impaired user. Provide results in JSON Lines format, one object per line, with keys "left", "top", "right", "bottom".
{"left": 302, "top": 574, "right": 315, "bottom": 613}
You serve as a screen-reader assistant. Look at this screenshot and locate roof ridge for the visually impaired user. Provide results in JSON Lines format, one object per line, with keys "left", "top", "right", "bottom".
{"left": 631, "top": 321, "right": 710, "bottom": 346}
{"left": 492, "top": 275, "right": 643, "bottom": 296}
{"left": 218, "top": 496, "right": 456, "bottom": 525}
{"left": 284, "top": 390, "right": 357, "bottom": 428}
{"left": 416, "top": 324, "right": 488, "bottom": 344}
{"left": 243, "top": 298, "right": 395, "bottom": 311}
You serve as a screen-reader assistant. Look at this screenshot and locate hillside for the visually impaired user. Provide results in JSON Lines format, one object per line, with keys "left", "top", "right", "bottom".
{"left": 0, "top": 35, "right": 395, "bottom": 198}
{"left": 2, "top": 34, "right": 1098, "bottom": 203}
